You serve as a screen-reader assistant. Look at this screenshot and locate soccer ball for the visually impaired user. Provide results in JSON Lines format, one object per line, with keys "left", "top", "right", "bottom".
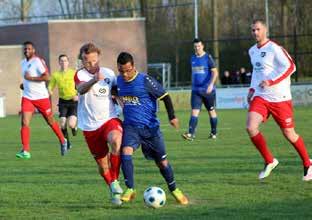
{"left": 143, "top": 186, "right": 166, "bottom": 208}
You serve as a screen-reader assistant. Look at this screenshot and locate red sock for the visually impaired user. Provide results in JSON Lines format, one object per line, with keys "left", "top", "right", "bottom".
{"left": 21, "top": 126, "right": 30, "bottom": 152}
{"left": 292, "top": 136, "right": 311, "bottom": 167}
{"left": 101, "top": 170, "right": 113, "bottom": 185}
{"left": 251, "top": 132, "right": 274, "bottom": 164}
{"left": 50, "top": 122, "right": 65, "bottom": 143}
{"left": 110, "top": 153, "right": 121, "bottom": 181}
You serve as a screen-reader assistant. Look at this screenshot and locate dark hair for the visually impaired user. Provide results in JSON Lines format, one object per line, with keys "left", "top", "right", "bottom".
{"left": 252, "top": 19, "right": 267, "bottom": 26}
{"left": 58, "top": 54, "right": 68, "bottom": 61}
{"left": 193, "top": 38, "right": 203, "bottom": 44}
{"left": 79, "top": 43, "right": 101, "bottom": 60}
{"left": 117, "top": 52, "right": 134, "bottom": 65}
{"left": 23, "top": 41, "right": 35, "bottom": 47}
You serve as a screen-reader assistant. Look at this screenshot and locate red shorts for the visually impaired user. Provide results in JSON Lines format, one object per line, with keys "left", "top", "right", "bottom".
{"left": 249, "top": 96, "right": 294, "bottom": 128}
{"left": 83, "top": 118, "right": 123, "bottom": 159}
{"left": 21, "top": 97, "right": 53, "bottom": 118}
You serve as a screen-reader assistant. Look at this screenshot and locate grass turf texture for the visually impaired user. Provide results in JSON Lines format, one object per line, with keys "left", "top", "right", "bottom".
{"left": 0, "top": 107, "right": 312, "bottom": 219}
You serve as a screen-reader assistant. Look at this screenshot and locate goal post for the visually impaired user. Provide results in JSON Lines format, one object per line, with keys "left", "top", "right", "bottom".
{"left": 147, "top": 63, "right": 171, "bottom": 90}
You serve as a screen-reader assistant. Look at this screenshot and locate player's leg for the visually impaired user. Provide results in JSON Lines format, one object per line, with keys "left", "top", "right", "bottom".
{"left": 68, "top": 101, "right": 78, "bottom": 136}
{"left": 120, "top": 125, "right": 139, "bottom": 202}
{"left": 156, "top": 159, "right": 189, "bottom": 205}
{"left": 105, "top": 119, "right": 123, "bottom": 193}
{"left": 16, "top": 98, "right": 34, "bottom": 159}
{"left": 83, "top": 128, "right": 121, "bottom": 205}
{"left": 271, "top": 101, "right": 312, "bottom": 180}
{"left": 35, "top": 98, "right": 67, "bottom": 155}
{"left": 203, "top": 90, "right": 218, "bottom": 138}
{"left": 247, "top": 97, "right": 277, "bottom": 179}
{"left": 58, "top": 101, "right": 71, "bottom": 148}
{"left": 121, "top": 146, "right": 136, "bottom": 202}
{"left": 146, "top": 128, "right": 188, "bottom": 205}
{"left": 182, "top": 91, "right": 201, "bottom": 141}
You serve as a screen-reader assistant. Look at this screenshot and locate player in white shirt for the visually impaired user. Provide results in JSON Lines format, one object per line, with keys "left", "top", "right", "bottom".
{"left": 16, "top": 41, "right": 67, "bottom": 159}
{"left": 74, "top": 43, "right": 123, "bottom": 205}
{"left": 246, "top": 20, "right": 312, "bottom": 181}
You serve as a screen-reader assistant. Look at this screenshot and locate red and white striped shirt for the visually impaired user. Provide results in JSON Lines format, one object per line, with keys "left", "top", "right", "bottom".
{"left": 21, "top": 56, "right": 49, "bottom": 100}
{"left": 248, "top": 40, "right": 296, "bottom": 102}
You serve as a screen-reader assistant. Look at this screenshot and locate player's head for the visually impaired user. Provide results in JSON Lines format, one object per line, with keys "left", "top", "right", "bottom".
{"left": 79, "top": 43, "right": 101, "bottom": 74}
{"left": 193, "top": 38, "right": 205, "bottom": 56}
{"left": 23, "top": 41, "right": 36, "bottom": 59}
{"left": 251, "top": 19, "right": 268, "bottom": 43}
{"left": 58, "top": 54, "right": 69, "bottom": 71}
{"left": 117, "top": 52, "right": 136, "bottom": 81}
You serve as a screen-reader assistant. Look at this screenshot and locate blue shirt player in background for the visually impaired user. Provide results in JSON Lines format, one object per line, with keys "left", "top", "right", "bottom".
{"left": 182, "top": 38, "right": 219, "bottom": 141}
{"left": 116, "top": 52, "right": 189, "bottom": 205}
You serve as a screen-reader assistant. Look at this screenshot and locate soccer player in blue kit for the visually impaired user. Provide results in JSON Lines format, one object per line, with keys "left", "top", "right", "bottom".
{"left": 116, "top": 52, "right": 189, "bottom": 205}
{"left": 182, "top": 38, "right": 219, "bottom": 141}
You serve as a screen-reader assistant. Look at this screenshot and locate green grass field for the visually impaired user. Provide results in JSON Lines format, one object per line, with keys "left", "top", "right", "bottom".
{"left": 1, "top": 107, "right": 312, "bottom": 219}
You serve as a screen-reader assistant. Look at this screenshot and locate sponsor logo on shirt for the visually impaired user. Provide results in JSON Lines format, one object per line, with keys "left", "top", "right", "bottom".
{"left": 121, "top": 96, "right": 141, "bottom": 105}
{"left": 192, "top": 66, "right": 205, "bottom": 74}
{"left": 261, "top": 52, "right": 266, "bottom": 57}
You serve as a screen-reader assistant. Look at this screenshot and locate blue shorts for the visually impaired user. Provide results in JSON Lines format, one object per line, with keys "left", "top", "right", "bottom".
{"left": 121, "top": 125, "right": 167, "bottom": 162}
{"left": 191, "top": 90, "right": 216, "bottom": 111}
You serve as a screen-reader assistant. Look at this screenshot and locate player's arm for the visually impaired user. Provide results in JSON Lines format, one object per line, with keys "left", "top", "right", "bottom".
{"left": 144, "top": 75, "right": 179, "bottom": 128}
{"left": 76, "top": 71, "right": 104, "bottom": 95}
{"left": 24, "top": 71, "right": 49, "bottom": 82}
{"left": 206, "top": 54, "right": 218, "bottom": 94}
{"left": 260, "top": 45, "right": 295, "bottom": 88}
{"left": 47, "top": 74, "right": 56, "bottom": 96}
{"left": 24, "top": 58, "right": 50, "bottom": 82}
{"left": 247, "top": 49, "right": 256, "bottom": 103}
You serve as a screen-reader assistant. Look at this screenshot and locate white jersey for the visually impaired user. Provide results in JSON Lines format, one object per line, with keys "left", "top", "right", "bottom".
{"left": 74, "top": 67, "right": 118, "bottom": 131}
{"left": 248, "top": 40, "right": 296, "bottom": 102}
{"left": 21, "top": 56, "right": 49, "bottom": 100}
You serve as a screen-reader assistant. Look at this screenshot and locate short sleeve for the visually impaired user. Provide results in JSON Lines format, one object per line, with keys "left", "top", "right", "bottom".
{"left": 36, "top": 57, "right": 49, "bottom": 74}
{"left": 144, "top": 75, "right": 167, "bottom": 99}
{"left": 207, "top": 54, "right": 216, "bottom": 69}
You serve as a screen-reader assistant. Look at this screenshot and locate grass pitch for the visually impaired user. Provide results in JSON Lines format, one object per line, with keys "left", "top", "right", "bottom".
{"left": 0, "top": 107, "right": 312, "bottom": 219}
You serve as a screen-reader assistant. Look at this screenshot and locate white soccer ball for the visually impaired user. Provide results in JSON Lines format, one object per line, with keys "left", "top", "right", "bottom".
{"left": 143, "top": 186, "right": 166, "bottom": 208}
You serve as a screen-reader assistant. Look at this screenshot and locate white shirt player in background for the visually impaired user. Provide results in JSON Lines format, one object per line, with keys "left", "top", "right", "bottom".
{"left": 16, "top": 41, "right": 67, "bottom": 159}
{"left": 74, "top": 43, "right": 123, "bottom": 205}
{"left": 246, "top": 20, "right": 312, "bottom": 181}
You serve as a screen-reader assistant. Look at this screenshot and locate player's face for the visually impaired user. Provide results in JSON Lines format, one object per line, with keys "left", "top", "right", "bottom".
{"left": 23, "top": 44, "right": 35, "bottom": 59}
{"left": 82, "top": 52, "right": 99, "bottom": 74}
{"left": 252, "top": 22, "right": 267, "bottom": 43}
{"left": 59, "top": 56, "right": 69, "bottom": 71}
{"left": 194, "top": 42, "right": 204, "bottom": 56}
{"left": 118, "top": 62, "right": 136, "bottom": 81}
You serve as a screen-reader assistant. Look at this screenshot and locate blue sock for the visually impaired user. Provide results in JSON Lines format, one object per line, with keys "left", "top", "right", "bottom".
{"left": 121, "top": 154, "right": 134, "bottom": 189}
{"left": 210, "top": 117, "right": 218, "bottom": 135}
{"left": 188, "top": 116, "right": 198, "bottom": 135}
{"left": 159, "top": 164, "right": 176, "bottom": 192}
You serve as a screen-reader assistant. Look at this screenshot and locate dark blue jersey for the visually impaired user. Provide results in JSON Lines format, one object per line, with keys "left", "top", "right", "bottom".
{"left": 117, "top": 72, "right": 167, "bottom": 128}
{"left": 191, "top": 53, "right": 216, "bottom": 92}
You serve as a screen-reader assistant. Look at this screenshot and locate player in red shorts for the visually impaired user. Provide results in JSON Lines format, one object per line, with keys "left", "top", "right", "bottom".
{"left": 16, "top": 41, "right": 67, "bottom": 159}
{"left": 246, "top": 20, "right": 312, "bottom": 181}
{"left": 75, "top": 43, "right": 123, "bottom": 205}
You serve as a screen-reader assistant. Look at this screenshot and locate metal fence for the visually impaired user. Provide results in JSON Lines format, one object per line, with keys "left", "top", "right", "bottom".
{"left": 1, "top": 0, "right": 312, "bottom": 88}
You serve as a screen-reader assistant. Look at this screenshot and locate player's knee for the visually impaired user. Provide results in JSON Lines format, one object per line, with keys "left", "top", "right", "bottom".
{"left": 68, "top": 117, "right": 77, "bottom": 128}
{"left": 246, "top": 124, "right": 258, "bottom": 135}
{"left": 282, "top": 129, "right": 298, "bottom": 143}
{"left": 156, "top": 159, "right": 168, "bottom": 169}
{"left": 122, "top": 146, "right": 133, "bottom": 155}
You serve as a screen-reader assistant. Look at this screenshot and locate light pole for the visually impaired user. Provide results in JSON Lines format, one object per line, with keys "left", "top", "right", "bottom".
{"left": 265, "top": 0, "right": 270, "bottom": 36}
{"left": 194, "top": 0, "right": 198, "bottom": 38}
